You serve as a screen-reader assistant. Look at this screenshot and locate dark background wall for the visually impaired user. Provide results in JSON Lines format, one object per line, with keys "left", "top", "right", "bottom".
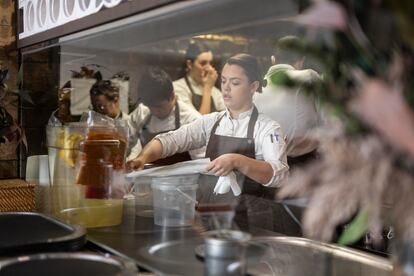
{"left": 0, "top": 0, "right": 19, "bottom": 178}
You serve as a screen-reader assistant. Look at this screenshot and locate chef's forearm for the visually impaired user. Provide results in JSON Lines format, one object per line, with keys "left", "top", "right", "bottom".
{"left": 234, "top": 155, "right": 274, "bottom": 185}
{"left": 198, "top": 86, "right": 213, "bottom": 114}
{"left": 138, "top": 139, "right": 163, "bottom": 164}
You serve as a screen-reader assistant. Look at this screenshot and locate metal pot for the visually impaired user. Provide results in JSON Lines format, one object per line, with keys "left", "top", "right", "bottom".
{"left": 204, "top": 230, "right": 251, "bottom": 276}
{"left": 0, "top": 252, "right": 137, "bottom": 276}
{"left": 205, "top": 230, "right": 251, "bottom": 259}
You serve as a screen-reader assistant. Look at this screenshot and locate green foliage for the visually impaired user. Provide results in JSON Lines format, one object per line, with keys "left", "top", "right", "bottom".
{"left": 273, "top": 0, "right": 413, "bottom": 135}
{"left": 268, "top": 71, "right": 296, "bottom": 88}
{"left": 338, "top": 209, "right": 369, "bottom": 245}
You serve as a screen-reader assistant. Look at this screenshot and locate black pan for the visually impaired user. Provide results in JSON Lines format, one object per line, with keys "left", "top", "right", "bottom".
{"left": 0, "top": 212, "right": 86, "bottom": 255}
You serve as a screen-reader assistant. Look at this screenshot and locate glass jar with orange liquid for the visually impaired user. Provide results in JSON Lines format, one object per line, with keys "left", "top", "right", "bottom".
{"left": 48, "top": 121, "right": 128, "bottom": 228}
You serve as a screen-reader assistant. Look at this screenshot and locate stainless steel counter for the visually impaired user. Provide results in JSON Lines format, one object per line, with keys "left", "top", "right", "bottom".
{"left": 87, "top": 199, "right": 392, "bottom": 276}
{"left": 87, "top": 199, "right": 278, "bottom": 274}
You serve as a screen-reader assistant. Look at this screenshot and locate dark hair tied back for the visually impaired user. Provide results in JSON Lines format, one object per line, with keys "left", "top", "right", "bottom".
{"left": 185, "top": 41, "right": 211, "bottom": 62}
{"left": 137, "top": 67, "right": 174, "bottom": 106}
{"left": 90, "top": 80, "right": 120, "bottom": 101}
{"left": 225, "top": 53, "right": 262, "bottom": 92}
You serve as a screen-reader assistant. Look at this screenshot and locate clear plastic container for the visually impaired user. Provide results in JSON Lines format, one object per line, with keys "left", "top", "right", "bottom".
{"left": 151, "top": 174, "right": 199, "bottom": 227}
{"left": 132, "top": 176, "right": 153, "bottom": 217}
{"left": 47, "top": 125, "right": 84, "bottom": 187}
{"left": 46, "top": 124, "right": 86, "bottom": 217}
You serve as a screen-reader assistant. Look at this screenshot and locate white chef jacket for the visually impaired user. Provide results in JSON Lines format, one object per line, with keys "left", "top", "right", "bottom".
{"left": 155, "top": 107, "right": 289, "bottom": 187}
{"left": 254, "top": 64, "right": 322, "bottom": 157}
{"left": 127, "top": 100, "right": 203, "bottom": 160}
{"left": 173, "top": 76, "right": 226, "bottom": 113}
{"left": 115, "top": 111, "right": 129, "bottom": 121}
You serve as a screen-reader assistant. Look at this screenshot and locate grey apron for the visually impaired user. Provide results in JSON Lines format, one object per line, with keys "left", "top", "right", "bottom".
{"left": 140, "top": 102, "right": 191, "bottom": 166}
{"left": 184, "top": 75, "right": 217, "bottom": 112}
{"left": 198, "top": 106, "right": 275, "bottom": 230}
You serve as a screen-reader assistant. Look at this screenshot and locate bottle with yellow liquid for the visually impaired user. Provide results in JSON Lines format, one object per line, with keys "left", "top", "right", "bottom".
{"left": 59, "top": 197, "right": 123, "bottom": 228}
{"left": 48, "top": 124, "right": 127, "bottom": 228}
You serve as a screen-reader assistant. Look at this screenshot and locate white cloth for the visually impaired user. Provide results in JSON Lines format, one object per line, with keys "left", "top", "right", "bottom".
{"left": 126, "top": 158, "right": 210, "bottom": 178}
{"left": 214, "top": 171, "right": 241, "bottom": 196}
{"left": 173, "top": 76, "right": 226, "bottom": 113}
{"left": 125, "top": 158, "right": 241, "bottom": 196}
{"left": 70, "top": 78, "right": 96, "bottom": 115}
{"left": 127, "top": 100, "right": 203, "bottom": 160}
{"left": 254, "top": 64, "right": 322, "bottom": 157}
{"left": 155, "top": 106, "right": 289, "bottom": 188}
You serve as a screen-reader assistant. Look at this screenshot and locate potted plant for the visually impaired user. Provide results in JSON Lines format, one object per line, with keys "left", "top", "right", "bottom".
{"left": 274, "top": 0, "right": 414, "bottom": 274}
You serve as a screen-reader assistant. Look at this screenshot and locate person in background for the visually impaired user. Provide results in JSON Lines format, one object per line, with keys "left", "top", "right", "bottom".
{"left": 173, "top": 41, "right": 226, "bottom": 114}
{"left": 127, "top": 54, "right": 288, "bottom": 230}
{"left": 127, "top": 67, "right": 203, "bottom": 165}
{"left": 254, "top": 41, "right": 322, "bottom": 167}
{"left": 90, "top": 80, "right": 129, "bottom": 120}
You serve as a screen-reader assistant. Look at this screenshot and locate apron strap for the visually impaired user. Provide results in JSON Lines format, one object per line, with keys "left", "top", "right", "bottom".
{"left": 247, "top": 106, "right": 258, "bottom": 139}
{"left": 143, "top": 101, "right": 180, "bottom": 131}
{"left": 210, "top": 113, "right": 226, "bottom": 136}
{"left": 210, "top": 106, "right": 258, "bottom": 138}
{"left": 140, "top": 101, "right": 180, "bottom": 146}
{"left": 184, "top": 75, "right": 197, "bottom": 107}
{"left": 140, "top": 112, "right": 152, "bottom": 133}
{"left": 174, "top": 101, "right": 180, "bottom": 129}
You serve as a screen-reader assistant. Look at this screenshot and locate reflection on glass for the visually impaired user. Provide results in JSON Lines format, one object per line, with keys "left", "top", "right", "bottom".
{"left": 19, "top": 2, "right": 360, "bottom": 275}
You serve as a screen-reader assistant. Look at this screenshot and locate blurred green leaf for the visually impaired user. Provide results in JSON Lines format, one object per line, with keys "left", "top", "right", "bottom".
{"left": 274, "top": 36, "right": 335, "bottom": 69}
{"left": 338, "top": 209, "right": 369, "bottom": 245}
{"left": 386, "top": 0, "right": 414, "bottom": 49}
{"left": 268, "top": 71, "right": 296, "bottom": 87}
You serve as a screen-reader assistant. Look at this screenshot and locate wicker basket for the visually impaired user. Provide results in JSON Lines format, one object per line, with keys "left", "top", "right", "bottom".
{"left": 0, "top": 179, "right": 35, "bottom": 212}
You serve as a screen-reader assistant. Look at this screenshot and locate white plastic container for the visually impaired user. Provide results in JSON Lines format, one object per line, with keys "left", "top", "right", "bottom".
{"left": 151, "top": 174, "right": 199, "bottom": 227}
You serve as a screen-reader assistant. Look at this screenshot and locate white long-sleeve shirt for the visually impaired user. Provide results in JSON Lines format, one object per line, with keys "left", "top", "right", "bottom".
{"left": 254, "top": 64, "right": 322, "bottom": 157}
{"left": 173, "top": 76, "right": 226, "bottom": 113}
{"left": 127, "top": 100, "right": 203, "bottom": 160}
{"left": 155, "top": 107, "right": 289, "bottom": 187}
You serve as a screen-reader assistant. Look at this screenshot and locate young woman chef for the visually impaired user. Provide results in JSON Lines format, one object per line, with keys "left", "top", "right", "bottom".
{"left": 127, "top": 54, "right": 289, "bottom": 230}
{"left": 173, "top": 41, "right": 226, "bottom": 114}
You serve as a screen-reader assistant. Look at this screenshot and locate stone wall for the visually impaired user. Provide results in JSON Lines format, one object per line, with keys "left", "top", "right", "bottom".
{"left": 0, "top": 0, "right": 19, "bottom": 178}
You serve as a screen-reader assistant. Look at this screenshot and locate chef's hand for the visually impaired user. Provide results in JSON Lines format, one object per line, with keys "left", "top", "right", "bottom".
{"left": 201, "top": 66, "right": 218, "bottom": 89}
{"left": 126, "top": 157, "right": 145, "bottom": 172}
{"left": 206, "top": 153, "right": 239, "bottom": 176}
